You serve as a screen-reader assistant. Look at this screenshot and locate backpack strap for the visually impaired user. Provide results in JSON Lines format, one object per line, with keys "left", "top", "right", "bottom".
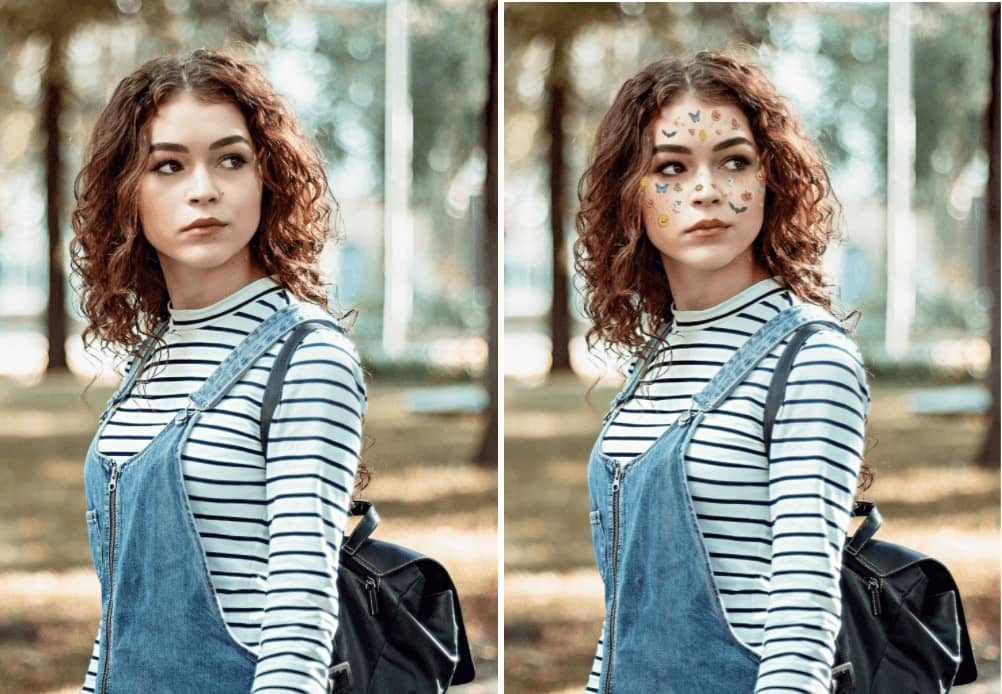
{"left": 259, "top": 319, "right": 339, "bottom": 445}
{"left": 761, "top": 321, "right": 832, "bottom": 450}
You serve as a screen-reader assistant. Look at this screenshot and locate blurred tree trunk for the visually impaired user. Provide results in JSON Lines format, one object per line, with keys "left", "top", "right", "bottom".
{"left": 475, "top": 0, "right": 498, "bottom": 466}
{"left": 44, "top": 33, "right": 68, "bottom": 374}
{"left": 978, "top": 2, "right": 1000, "bottom": 467}
{"left": 547, "top": 38, "right": 571, "bottom": 373}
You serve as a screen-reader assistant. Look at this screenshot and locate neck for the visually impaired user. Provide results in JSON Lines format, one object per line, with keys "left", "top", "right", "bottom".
{"left": 160, "top": 251, "right": 268, "bottom": 310}
{"left": 664, "top": 250, "right": 771, "bottom": 311}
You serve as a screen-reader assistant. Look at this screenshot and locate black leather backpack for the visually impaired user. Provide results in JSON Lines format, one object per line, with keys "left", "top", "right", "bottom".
{"left": 765, "top": 322, "right": 978, "bottom": 693}
{"left": 261, "top": 320, "right": 476, "bottom": 693}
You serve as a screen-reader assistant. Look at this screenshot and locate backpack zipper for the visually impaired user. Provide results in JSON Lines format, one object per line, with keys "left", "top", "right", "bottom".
{"left": 365, "top": 577, "right": 379, "bottom": 615}
{"left": 603, "top": 463, "right": 624, "bottom": 694}
{"left": 99, "top": 461, "right": 121, "bottom": 694}
{"left": 867, "top": 577, "right": 882, "bottom": 616}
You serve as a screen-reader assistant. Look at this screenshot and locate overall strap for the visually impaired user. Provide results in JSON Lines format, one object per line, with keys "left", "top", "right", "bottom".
{"left": 691, "top": 303, "right": 841, "bottom": 415}
{"left": 186, "top": 302, "right": 339, "bottom": 414}
{"left": 105, "top": 322, "right": 171, "bottom": 410}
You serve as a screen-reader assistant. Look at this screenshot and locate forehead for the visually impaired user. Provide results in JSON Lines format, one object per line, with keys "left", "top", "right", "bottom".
{"left": 654, "top": 94, "right": 753, "bottom": 138}
{"left": 147, "top": 92, "right": 250, "bottom": 141}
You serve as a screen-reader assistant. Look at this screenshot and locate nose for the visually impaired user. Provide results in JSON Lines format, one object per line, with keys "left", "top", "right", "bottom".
{"left": 187, "top": 164, "right": 220, "bottom": 204}
{"left": 690, "top": 170, "right": 721, "bottom": 208}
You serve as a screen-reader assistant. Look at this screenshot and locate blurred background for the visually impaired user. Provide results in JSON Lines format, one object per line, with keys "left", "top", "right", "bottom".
{"left": 504, "top": 2, "right": 1000, "bottom": 693}
{"left": 0, "top": 0, "right": 498, "bottom": 692}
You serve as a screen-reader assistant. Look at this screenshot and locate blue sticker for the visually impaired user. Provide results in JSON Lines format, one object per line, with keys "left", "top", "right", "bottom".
{"left": 655, "top": 182, "right": 669, "bottom": 193}
{"left": 689, "top": 110, "right": 701, "bottom": 122}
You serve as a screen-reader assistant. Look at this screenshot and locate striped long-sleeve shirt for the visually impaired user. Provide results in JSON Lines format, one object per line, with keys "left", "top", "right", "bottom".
{"left": 587, "top": 277, "right": 869, "bottom": 694}
{"left": 83, "top": 275, "right": 366, "bottom": 694}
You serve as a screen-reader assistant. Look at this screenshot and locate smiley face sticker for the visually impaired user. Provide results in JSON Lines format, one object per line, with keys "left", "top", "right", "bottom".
{"left": 658, "top": 214, "right": 670, "bottom": 227}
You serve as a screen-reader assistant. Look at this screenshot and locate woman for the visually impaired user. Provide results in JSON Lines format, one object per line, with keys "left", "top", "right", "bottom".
{"left": 575, "top": 50, "right": 870, "bottom": 693}
{"left": 71, "top": 49, "right": 365, "bottom": 694}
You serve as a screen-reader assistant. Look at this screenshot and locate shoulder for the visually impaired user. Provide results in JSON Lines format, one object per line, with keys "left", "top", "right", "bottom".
{"left": 790, "top": 321, "right": 869, "bottom": 406}
{"left": 282, "top": 317, "right": 367, "bottom": 408}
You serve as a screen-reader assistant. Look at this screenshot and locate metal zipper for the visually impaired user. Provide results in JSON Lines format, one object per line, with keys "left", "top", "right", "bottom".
{"left": 364, "top": 578, "right": 379, "bottom": 615}
{"left": 603, "top": 463, "right": 624, "bottom": 694}
{"left": 99, "top": 461, "right": 121, "bottom": 694}
{"left": 866, "top": 577, "right": 882, "bottom": 616}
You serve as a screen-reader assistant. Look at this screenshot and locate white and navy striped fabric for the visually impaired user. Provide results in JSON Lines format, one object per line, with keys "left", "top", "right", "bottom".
{"left": 587, "top": 278, "right": 869, "bottom": 694}
{"left": 82, "top": 276, "right": 366, "bottom": 694}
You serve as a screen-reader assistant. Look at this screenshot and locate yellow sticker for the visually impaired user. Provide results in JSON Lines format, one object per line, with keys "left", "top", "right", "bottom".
{"left": 658, "top": 214, "right": 670, "bottom": 227}
{"left": 695, "top": 184, "right": 704, "bottom": 192}
{"left": 699, "top": 129, "right": 707, "bottom": 141}
{"left": 641, "top": 177, "right": 650, "bottom": 187}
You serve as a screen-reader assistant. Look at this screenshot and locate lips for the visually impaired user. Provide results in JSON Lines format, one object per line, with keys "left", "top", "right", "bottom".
{"left": 685, "top": 218, "right": 730, "bottom": 234}
{"left": 182, "top": 217, "right": 226, "bottom": 232}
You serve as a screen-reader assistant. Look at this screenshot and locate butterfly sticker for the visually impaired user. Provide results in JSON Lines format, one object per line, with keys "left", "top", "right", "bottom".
{"left": 661, "top": 129, "right": 677, "bottom": 139}
{"left": 729, "top": 201, "right": 748, "bottom": 214}
{"left": 655, "top": 182, "right": 669, "bottom": 193}
{"left": 689, "top": 110, "right": 701, "bottom": 122}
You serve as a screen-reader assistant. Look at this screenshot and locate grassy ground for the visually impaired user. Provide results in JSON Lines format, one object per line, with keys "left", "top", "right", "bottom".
{"left": 504, "top": 374, "right": 1001, "bottom": 694}
{"left": 0, "top": 374, "right": 498, "bottom": 694}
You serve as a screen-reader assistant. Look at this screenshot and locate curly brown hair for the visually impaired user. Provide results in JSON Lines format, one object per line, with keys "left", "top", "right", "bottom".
{"left": 574, "top": 49, "right": 844, "bottom": 359}
{"left": 71, "top": 47, "right": 340, "bottom": 360}
{"left": 575, "top": 49, "right": 872, "bottom": 491}
{"left": 71, "top": 48, "right": 371, "bottom": 489}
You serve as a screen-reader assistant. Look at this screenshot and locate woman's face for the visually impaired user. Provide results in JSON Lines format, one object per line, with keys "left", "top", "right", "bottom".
{"left": 640, "top": 94, "right": 767, "bottom": 282}
{"left": 137, "top": 92, "right": 263, "bottom": 286}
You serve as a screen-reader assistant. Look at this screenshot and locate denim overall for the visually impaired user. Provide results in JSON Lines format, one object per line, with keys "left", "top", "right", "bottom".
{"left": 83, "top": 302, "right": 337, "bottom": 694}
{"left": 587, "top": 303, "right": 839, "bottom": 694}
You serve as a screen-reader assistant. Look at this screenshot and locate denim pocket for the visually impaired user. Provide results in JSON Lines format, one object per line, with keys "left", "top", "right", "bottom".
{"left": 85, "top": 509, "right": 104, "bottom": 581}
{"left": 589, "top": 510, "right": 607, "bottom": 580}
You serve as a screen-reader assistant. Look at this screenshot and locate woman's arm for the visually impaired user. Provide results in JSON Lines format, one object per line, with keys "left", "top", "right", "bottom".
{"left": 754, "top": 331, "right": 869, "bottom": 694}
{"left": 81, "top": 620, "right": 101, "bottom": 693}
{"left": 585, "top": 619, "right": 605, "bottom": 692}
{"left": 253, "top": 330, "right": 366, "bottom": 694}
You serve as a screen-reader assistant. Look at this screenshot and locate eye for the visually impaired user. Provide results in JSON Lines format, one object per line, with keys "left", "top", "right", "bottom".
{"left": 656, "top": 161, "right": 685, "bottom": 176}
{"left": 151, "top": 159, "right": 181, "bottom": 175}
{"left": 220, "top": 154, "right": 248, "bottom": 170}
{"left": 723, "top": 156, "right": 751, "bottom": 172}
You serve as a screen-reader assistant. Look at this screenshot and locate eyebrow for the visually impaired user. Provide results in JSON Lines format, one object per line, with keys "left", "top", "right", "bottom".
{"left": 653, "top": 136, "right": 755, "bottom": 155}
{"left": 149, "top": 135, "right": 252, "bottom": 153}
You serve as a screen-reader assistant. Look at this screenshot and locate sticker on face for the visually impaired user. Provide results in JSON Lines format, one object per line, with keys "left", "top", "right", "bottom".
{"left": 655, "top": 182, "right": 669, "bottom": 193}
{"left": 661, "top": 128, "right": 677, "bottom": 139}
{"left": 641, "top": 177, "right": 650, "bottom": 187}
{"left": 689, "top": 110, "right": 701, "bottom": 123}
{"left": 658, "top": 214, "right": 670, "bottom": 227}
{"left": 741, "top": 191, "right": 753, "bottom": 202}
{"left": 711, "top": 110, "right": 721, "bottom": 122}
{"left": 699, "top": 129, "right": 707, "bottom": 142}
{"left": 726, "top": 178, "right": 734, "bottom": 188}
{"left": 729, "top": 201, "right": 748, "bottom": 214}
{"left": 695, "top": 184, "right": 704, "bottom": 192}
{"left": 673, "top": 182, "right": 683, "bottom": 192}
{"left": 672, "top": 200, "right": 682, "bottom": 213}
{"left": 731, "top": 117, "right": 740, "bottom": 131}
